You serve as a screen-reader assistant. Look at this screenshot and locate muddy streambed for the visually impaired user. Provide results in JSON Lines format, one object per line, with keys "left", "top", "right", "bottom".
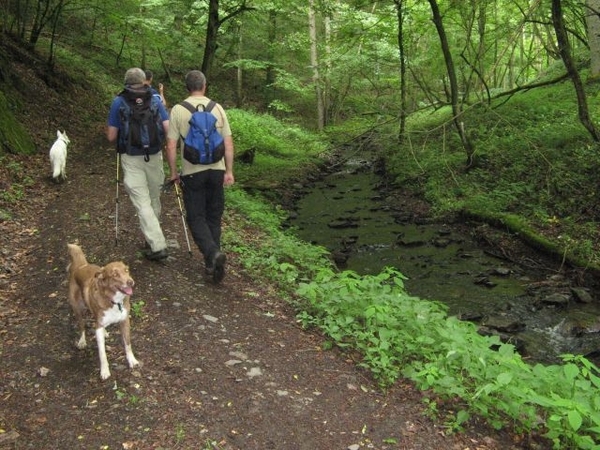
{"left": 287, "top": 157, "right": 600, "bottom": 364}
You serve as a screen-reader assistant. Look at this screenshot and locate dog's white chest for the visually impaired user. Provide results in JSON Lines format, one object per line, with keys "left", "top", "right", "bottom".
{"left": 100, "top": 291, "right": 129, "bottom": 326}
{"left": 100, "top": 302, "right": 128, "bottom": 327}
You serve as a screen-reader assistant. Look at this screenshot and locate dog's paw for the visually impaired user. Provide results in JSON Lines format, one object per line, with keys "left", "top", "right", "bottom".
{"left": 128, "top": 356, "right": 140, "bottom": 369}
{"left": 76, "top": 336, "right": 87, "bottom": 349}
{"left": 100, "top": 367, "right": 111, "bottom": 380}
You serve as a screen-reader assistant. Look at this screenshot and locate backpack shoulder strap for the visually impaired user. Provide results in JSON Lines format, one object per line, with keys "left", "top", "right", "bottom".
{"left": 149, "top": 95, "right": 162, "bottom": 114}
{"left": 205, "top": 100, "right": 217, "bottom": 113}
{"left": 179, "top": 101, "right": 196, "bottom": 114}
{"left": 117, "top": 94, "right": 131, "bottom": 121}
{"left": 179, "top": 100, "right": 218, "bottom": 114}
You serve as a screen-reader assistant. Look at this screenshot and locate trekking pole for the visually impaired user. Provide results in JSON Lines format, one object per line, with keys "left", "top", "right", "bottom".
{"left": 174, "top": 182, "right": 192, "bottom": 255}
{"left": 115, "top": 153, "right": 120, "bottom": 246}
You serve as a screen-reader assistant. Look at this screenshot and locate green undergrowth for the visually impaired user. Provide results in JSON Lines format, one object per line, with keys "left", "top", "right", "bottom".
{"left": 224, "top": 187, "right": 333, "bottom": 293}
{"left": 225, "top": 186, "right": 600, "bottom": 449}
{"left": 230, "top": 108, "right": 330, "bottom": 191}
{"left": 380, "top": 73, "right": 600, "bottom": 269}
{"left": 220, "top": 85, "right": 600, "bottom": 447}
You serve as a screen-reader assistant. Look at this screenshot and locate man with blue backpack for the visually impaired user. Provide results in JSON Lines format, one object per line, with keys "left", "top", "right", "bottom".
{"left": 165, "top": 70, "right": 235, "bottom": 283}
{"left": 106, "top": 67, "right": 170, "bottom": 261}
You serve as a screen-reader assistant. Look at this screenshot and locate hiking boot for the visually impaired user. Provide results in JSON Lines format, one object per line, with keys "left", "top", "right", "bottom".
{"left": 211, "top": 251, "right": 226, "bottom": 283}
{"left": 144, "top": 248, "right": 168, "bottom": 261}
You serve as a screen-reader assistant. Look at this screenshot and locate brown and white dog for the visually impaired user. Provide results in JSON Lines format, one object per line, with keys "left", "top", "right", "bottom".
{"left": 66, "top": 243, "right": 139, "bottom": 380}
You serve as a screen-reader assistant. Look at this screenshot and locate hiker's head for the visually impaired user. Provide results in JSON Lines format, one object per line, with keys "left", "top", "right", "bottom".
{"left": 144, "top": 70, "right": 154, "bottom": 85}
{"left": 185, "top": 70, "right": 206, "bottom": 93}
{"left": 124, "top": 68, "right": 146, "bottom": 87}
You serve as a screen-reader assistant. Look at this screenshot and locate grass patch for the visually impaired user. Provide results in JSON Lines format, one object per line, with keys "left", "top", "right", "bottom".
{"left": 230, "top": 109, "right": 330, "bottom": 191}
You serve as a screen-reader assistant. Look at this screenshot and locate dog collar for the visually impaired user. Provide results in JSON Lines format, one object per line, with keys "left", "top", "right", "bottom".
{"left": 112, "top": 301, "right": 123, "bottom": 312}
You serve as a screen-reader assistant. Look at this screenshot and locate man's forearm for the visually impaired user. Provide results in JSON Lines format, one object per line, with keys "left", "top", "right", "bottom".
{"left": 166, "top": 139, "right": 178, "bottom": 177}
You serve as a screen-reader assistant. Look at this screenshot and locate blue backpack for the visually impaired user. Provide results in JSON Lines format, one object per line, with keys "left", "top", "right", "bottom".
{"left": 117, "top": 87, "right": 164, "bottom": 161}
{"left": 179, "top": 100, "right": 225, "bottom": 165}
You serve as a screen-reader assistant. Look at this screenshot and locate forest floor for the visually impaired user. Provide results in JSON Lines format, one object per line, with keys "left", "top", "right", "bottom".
{"left": 0, "top": 57, "right": 554, "bottom": 449}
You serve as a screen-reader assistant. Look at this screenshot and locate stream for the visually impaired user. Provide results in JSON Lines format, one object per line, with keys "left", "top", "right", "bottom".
{"left": 287, "top": 155, "right": 600, "bottom": 365}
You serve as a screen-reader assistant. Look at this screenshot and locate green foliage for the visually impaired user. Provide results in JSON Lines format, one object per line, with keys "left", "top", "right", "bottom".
{"left": 220, "top": 81, "right": 600, "bottom": 448}
{"left": 200, "top": 439, "right": 226, "bottom": 450}
{"left": 382, "top": 80, "right": 600, "bottom": 269}
{"left": 294, "top": 264, "right": 600, "bottom": 448}
{"left": 0, "top": 91, "right": 36, "bottom": 156}
{"left": 224, "top": 187, "right": 332, "bottom": 292}
{"left": 0, "top": 157, "right": 34, "bottom": 204}
{"left": 130, "top": 300, "right": 145, "bottom": 319}
{"left": 228, "top": 108, "right": 330, "bottom": 190}
{"left": 223, "top": 139, "right": 600, "bottom": 447}
{"left": 174, "top": 423, "right": 185, "bottom": 444}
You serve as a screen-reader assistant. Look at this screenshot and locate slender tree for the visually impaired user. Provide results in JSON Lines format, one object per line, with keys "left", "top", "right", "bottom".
{"left": 29, "top": 0, "right": 70, "bottom": 48}
{"left": 265, "top": 8, "right": 278, "bottom": 108}
{"left": 201, "top": 0, "right": 254, "bottom": 81}
{"left": 586, "top": 0, "right": 600, "bottom": 77}
{"left": 47, "top": 0, "right": 68, "bottom": 68}
{"left": 427, "top": 0, "right": 475, "bottom": 165}
{"left": 324, "top": 12, "right": 331, "bottom": 126}
{"left": 235, "top": 19, "right": 243, "bottom": 107}
{"left": 308, "top": 0, "right": 324, "bottom": 130}
{"left": 394, "top": 0, "right": 407, "bottom": 141}
{"left": 202, "top": 0, "right": 220, "bottom": 78}
{"left": 552, "top": 0, "right": 600, "bottom": 142}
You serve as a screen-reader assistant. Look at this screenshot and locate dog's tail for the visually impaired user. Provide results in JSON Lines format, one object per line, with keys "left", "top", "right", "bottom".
{"left": 52, "top": 162, "right": 62, "bottom": 180}
{"left": 67, "top": 243, "right": 87, "bottom": 274}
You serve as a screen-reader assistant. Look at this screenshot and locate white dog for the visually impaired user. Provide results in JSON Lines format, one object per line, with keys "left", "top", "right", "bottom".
{"left": 49, "top": 130, "right": 69, "bottom": 183}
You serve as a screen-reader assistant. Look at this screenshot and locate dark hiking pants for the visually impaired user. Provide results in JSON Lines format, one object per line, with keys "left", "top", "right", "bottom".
{"left": 181, "top": 169, "right": 225, "bottom": 266}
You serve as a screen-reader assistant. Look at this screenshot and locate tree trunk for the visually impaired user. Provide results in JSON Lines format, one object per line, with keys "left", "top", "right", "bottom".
{"left": 47, "top": 2, "right": 64, "bottom": 70}
{"left": 324, "top": 14, "right": 331, "bottom": 126}
{"left": 158, "top": 48, "right": 170, "bottom": 82}
{"left": 201, "top": 0, "right": 252, "bottom": 85}
{"left": 552, "top": 0, "right": 600, "bottom": 142}
{"left": 116, "top": 32, "right": 127, "bottom": 66}
{"left": 308, "top": 0, "right": 324, "bottom": 131}
{"left": 202, "top": 0, "right": 220, "bottom": 81}
{"left": 586, "top": 0, "right": 600, "bottom": 78}
{"left": 394, "top": 0, "right": 407, "bottom": 142}
{"left": 265, "top": 9, "right": 277, "bottom": 109}
{"left": 29, "top": 0, "right": 52, "bottom": 47}
{"left": 427, "top": 0, "right": 475, "bottom": 165}
{"left": 236, "top": 21, "right": 243, "bottom": 108}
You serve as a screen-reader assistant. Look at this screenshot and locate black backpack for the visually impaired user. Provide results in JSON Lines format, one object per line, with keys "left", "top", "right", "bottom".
{"left": 179, "top": 100, "right": 225, "bottom": 165}
{"left": 117, "top": 87, "right": 164, "bottom": 161}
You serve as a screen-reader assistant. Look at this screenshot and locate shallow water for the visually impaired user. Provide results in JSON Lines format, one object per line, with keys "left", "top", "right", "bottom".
{"left": 289, "top": 159, "right": 600, "bottom": 364}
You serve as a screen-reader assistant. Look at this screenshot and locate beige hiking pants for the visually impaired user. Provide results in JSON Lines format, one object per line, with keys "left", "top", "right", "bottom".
{"left": 121, "top": 152, "right": 167, "bottom": 252}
